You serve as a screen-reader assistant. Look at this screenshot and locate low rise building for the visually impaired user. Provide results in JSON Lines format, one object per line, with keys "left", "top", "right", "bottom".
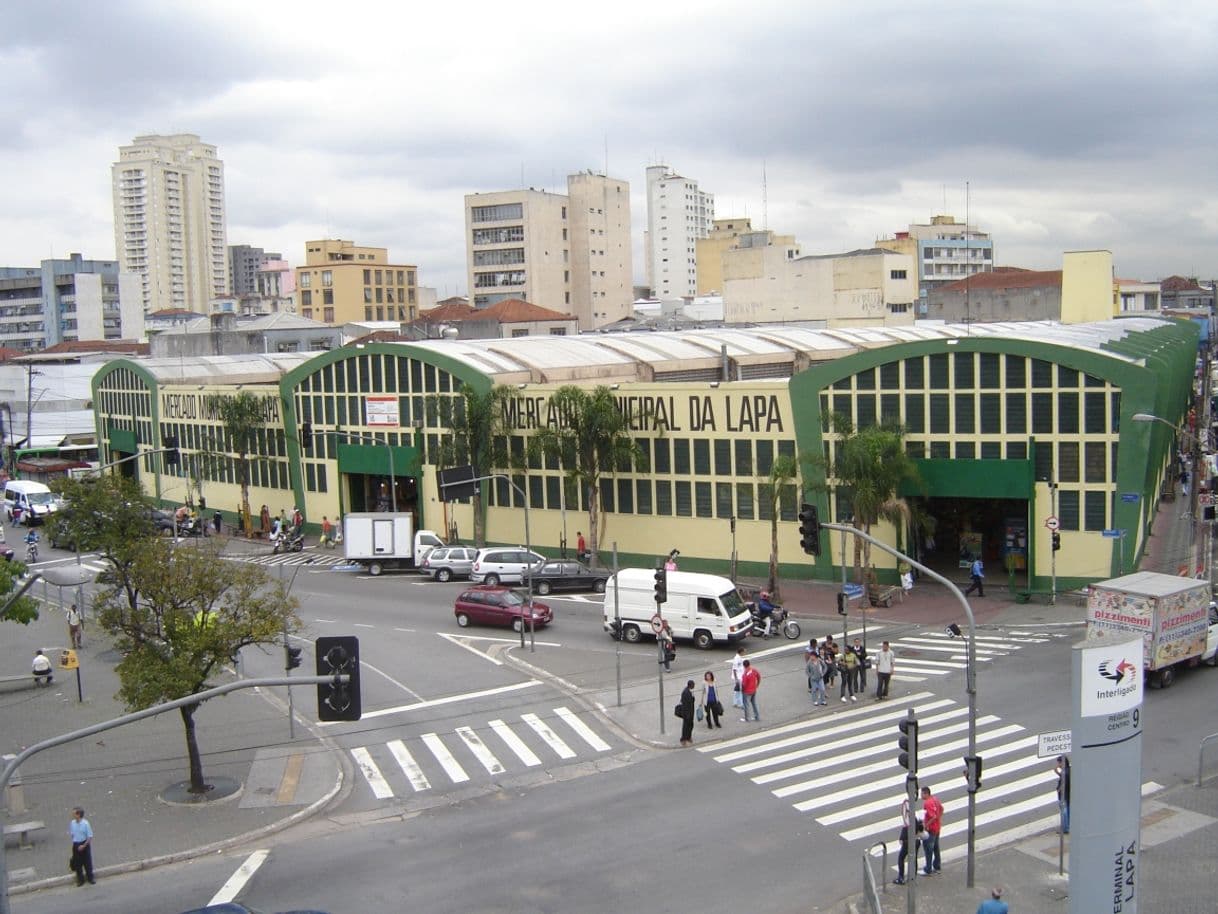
{"left": 926, "top": 268, "right": 1063, "bottom": 322}
{"left": 295, "top": 239, "right": 419, "bottom": 325}
{"left": 0, "top": 254, "right": 142, "bottom": 350}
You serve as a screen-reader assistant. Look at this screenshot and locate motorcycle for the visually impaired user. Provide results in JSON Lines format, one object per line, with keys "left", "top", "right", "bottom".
{"left": 750, "top": 603, "right": 801, "bottom": 640}
{"left": 271, "top": 527, "right": 305, "bottom": 555}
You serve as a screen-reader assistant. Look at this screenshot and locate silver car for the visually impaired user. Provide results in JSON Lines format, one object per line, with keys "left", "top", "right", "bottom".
{"left": 419, "top": 546, "right": 479, "bottom": 582}
{"left": 469, "top": 547, "right": 546, "bottom": 585}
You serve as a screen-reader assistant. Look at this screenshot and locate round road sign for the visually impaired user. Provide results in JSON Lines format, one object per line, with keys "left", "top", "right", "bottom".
{"left": 650, "top": 613, "right": 664, "bottom": 634}
{"left": 1044, "top": 516, "right": 1060, "bottom": 531}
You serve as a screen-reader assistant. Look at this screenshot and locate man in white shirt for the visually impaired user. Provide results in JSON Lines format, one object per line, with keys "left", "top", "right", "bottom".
{"left": 731, "top": 647, "right": 747, "bottom": 709}
{"left": 31, "top": 649, "right": 53, "bottom": 685}
{"left": 874, "top": 640, "right": 896, "bottom": 700}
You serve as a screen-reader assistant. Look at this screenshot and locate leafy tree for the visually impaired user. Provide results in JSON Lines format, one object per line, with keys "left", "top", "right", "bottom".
{"left": 813, "top": 415, "right": 921, "bottom": 583}
{"left": 97, "top": 537, "right": 299, "bottom": 794}
{"left": 428, "top": 384, "right": 514, "bottom": 546}
{"left": 529, "top": 385, "right": 643, "bottom": 565}
{"left": 212, "top": 392, "right": 270, "bottom": 536}
{"left": 759, "top": 453, "right": 802, "bottom": 600}
{"left": 0, "top": 559, "right": 39, "bottom": 624}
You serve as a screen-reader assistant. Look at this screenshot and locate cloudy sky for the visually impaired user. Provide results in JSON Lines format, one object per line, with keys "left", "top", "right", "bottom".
{"left": 4, "top": 0, "right": 1217, "bottom": 296}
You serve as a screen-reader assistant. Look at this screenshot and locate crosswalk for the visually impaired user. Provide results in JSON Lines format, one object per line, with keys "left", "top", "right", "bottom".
{"left": 350, "top": 705, "right": 615, "bottom": 800}
{"left": 223, "top": 549, "right": 354, "bottom": 569}
{"left": 699, "top": 690, "right": 1060, "bottom": 863}
{"left": 882, "top": 627, "right": 1056, "bottom": 682}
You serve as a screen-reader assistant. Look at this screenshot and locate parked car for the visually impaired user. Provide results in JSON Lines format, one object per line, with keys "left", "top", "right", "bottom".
{"left": 419, "top": 545, "right": 479, "bottom": 582}
{"left": 523, "top": 560, "right": 609, "bottom": 595}
{"left": 453, "top": 586, "right": 553, "bottom": 632}
{"left": 469, "top": 547, "right": 546, "bottom": 585}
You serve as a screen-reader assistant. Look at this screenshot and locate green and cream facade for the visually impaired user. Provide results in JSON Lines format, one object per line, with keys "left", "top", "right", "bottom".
{"left": 92, "top": 317, "right": 1197, "bottom": 593}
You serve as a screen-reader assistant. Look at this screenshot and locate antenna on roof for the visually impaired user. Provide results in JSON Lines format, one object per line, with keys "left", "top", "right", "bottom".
{"left": 762, "top": 160, "right": 768, "bottom": 231}
{"left": 965, "top": 180, "right": 971, "bottom": 334}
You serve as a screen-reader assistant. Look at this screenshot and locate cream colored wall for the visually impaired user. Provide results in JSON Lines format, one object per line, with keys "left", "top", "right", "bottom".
{"left": 1061, "top": 250, "right": 1114, "bottom": 324}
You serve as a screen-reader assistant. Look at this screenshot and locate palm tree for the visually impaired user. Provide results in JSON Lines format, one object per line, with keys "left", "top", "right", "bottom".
{"left": 429, "top": 384, "right": 513, "bottom": 546}
{"left": 529, "top": 385, "right": 643, "bottom": 566}
{"left": 759, "top": 453, "right": 802, "bottom": 600}
{"left": 212, "top": 392, "right": 268, "bottom": 536}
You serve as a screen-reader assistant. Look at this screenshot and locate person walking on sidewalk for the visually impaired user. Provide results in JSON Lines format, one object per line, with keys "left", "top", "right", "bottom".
{"left": 660, "top": 621, "right": 676, "bottom": 672}
{"left": 838, "top": 647, "right": 858, "bottom": 702}
{"left": 874, "top": 640, "right": 896, "bottom": 700}
{"left": 965, "top": 557, "right": 985, "bottom": 597}
{"left": 68, "top": 806, "right": 95, "bottom": 886}
{"left": 67, "top": 603, "right": 83, "bottom": 649}
{"left": 1056, "top": 755, "right": 1071, "bottom": 835}
{"left": 700, "top": 671, "right": 722, "bottom": 729}
{"left": 976, "top": 886, "right": 1008, "bottom": 914}
{"left": 849, "top": 637, "right": 868, "bottom": 692}
{"left": 678, "top": 680, "right": 696, "bottom": 746}
{"left": 893, "top": 814, "right": 924, "bottom": 885}
{"left": 921, "top": 785, "right": 943, "bottom": 875}
{"left": 806, "top": 645, "right": 827, "bottom": 705}
{"left": 731, "top": 647, "right": 747, "bottom": 709}
{"left": 740, "top": 659, "right": 761, "bottom": 721}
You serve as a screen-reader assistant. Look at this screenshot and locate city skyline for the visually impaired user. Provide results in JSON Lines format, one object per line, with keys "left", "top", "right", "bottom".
{"left": 3, "top": 0, "right": 1217, "bottom": 304}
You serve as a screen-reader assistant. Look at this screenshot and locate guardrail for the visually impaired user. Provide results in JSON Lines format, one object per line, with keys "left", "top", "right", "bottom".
{"left": 1198, "top": 732, "right": 1218, "bottom": 787}
{"left": 861, "top": 841, "right": 887, "bottom": 914}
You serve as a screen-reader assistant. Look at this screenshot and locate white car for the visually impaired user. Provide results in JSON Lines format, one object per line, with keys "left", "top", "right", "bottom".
{"left": 419, "top": 546, "right": 479, "bottom": 582}
{"left": 469, "top": 547, "right": 546, "bottom": 585}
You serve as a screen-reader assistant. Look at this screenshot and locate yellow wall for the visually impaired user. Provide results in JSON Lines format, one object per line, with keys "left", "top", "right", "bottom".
{"left": 1060, "top": 250, "right": 1113, "bottom": 324}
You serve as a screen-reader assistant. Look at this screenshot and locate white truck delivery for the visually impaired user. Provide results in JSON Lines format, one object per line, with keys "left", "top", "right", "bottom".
{"left": 603, "top": 568, "right": 753, "bottom": 649}
{"left": 342, "top": 512, "right": 444, "bottom": 576}
{"left": 1085, "top": 571, "right": 1218, "bottom": 687}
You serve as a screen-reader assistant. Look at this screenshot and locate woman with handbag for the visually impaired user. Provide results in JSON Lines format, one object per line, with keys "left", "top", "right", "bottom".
{"left": 700, "top": 670, "right": 723, "bottom": 729}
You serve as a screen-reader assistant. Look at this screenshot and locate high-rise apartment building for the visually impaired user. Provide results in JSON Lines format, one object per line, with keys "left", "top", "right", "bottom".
{"left": 876, "top": 214, "right": 993, "bottom": 309}
{"left": 112, "top": 133, "right": 229, "bottom": 314}
{"left": 0, "top": 254, "right": 142, "bottom": 350}
{"left": 229, "top": 244, "right": 283, "bottom": 297}
{"left": 294, "top": 239, "right": 418, "bottom": 325}
{"left": 644, "top": 165, "right": 713, "bottom": 299}
{"left": 465, "top": 172, "right": 633, "bottom": 329}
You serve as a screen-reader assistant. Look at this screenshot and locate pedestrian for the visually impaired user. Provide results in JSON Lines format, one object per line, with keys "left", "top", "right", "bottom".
{"left": 292, "top": 506, "right": 303, "bottom": 530}
{"left": 921, "top": 785, "right": 943, "bottom": 875}
{"left": 739, "top": 659, "right": 761, "bottom": 722}
{"left": 839, "top": 646, "right": 858, "bottom": 702}
{"left": 259, "top": 505, "right": 271, "bottom": 539}
{"left": 822, "top": 635, "right": 839, "bottom": 687}
{"left": 31, "top": 649, "right": 53, "bottom": 685}
{"left": 68, "top": 806, "right": 95, "bottom": 886}
{"left": 67, "top": 603, "right": 82, "bottom": 649}
{"left": 659, "top": 620, "right": 676, "bottom": 672}
{"left": 875, "top": 640, "right": 896, "bottom": 700}
{"left": 279, "top": 507, "right": 289, "bottom": 531}
{"left": 664, "top": 548, "right": 679, "bottom": 571}
{"left": 1056, "top": 755, "right": 1071, "bottom": 835}
{"left": 965, "top": 556, "right": 985, "bottom": 597}
{"left": 806, "top": 644, "right": 827, "bottom": 706}
{"left": 320, "top": 515, "right": 334, "bottom": 548}
{"left": 576, "top": 531, "right": 587, "bottom": 561}
{"left": 678, "top": 680, "right": 696, "bottom": 746}
{"left": 731, "top": 647, "right": 747, "bottom": 709}
{"left": 700, "top": 671, "right": 722, "bottom": 729}
{"left": 850, "top": 637, "right": 868, "bottom": 692}
{"left": 893, "top": 814, "right": 924, "bottom": 885}
{"left": 976, "top": 886, "right": 1008, "bottom": 914}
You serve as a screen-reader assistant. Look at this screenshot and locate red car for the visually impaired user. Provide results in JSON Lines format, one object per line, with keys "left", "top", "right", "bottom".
{"left": 454, "top": 586, "right": 553, "bottom": 632}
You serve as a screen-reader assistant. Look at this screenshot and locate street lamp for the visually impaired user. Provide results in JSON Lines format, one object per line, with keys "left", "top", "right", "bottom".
{"left": 1132, "top": 410, "right": 1202, "bottom": 574}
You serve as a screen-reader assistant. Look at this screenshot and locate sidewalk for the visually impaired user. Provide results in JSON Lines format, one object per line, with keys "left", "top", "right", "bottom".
{"left": 0, "top": 595, "right": 342, "bottom": 895}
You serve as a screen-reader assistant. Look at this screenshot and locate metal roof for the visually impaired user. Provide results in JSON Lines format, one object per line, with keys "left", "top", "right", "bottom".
{"left": 128, "top": 353, "right": 316, "bottom": 385}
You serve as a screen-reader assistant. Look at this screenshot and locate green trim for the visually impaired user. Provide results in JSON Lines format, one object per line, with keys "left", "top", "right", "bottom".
{"left": 905, "top": 458, "right": 1032, "bottom": 499}
{"left": 336, "top": 442, "right": 422, "bottom": 477}
{"left": 92, "top": 358, "right": 166, "bottom": 499}
{"left": 107, "top": 427, "right": 137, "bottom": 455}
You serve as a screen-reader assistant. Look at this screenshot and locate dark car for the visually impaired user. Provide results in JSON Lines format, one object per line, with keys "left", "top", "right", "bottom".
{"left": 522, "top": 560, "right": 609, "bottom": 596}
{"left": 453, "top": 586, "right": 553, "bottom": 632}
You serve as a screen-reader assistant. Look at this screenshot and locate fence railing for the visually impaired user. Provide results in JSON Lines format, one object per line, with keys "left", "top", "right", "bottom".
{"left": 861, "top": 841, "right": 887, "bottom": 914}
{"left": 1198, "top": 732, "right": 1218, "bottom": 787}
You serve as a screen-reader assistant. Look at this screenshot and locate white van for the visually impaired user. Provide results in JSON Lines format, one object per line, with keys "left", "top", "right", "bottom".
{"left": 602, "top": 568, "right": 752, "bottom": 649}
{"left": 3, "top": 480, "right": 59, "bottom": 526}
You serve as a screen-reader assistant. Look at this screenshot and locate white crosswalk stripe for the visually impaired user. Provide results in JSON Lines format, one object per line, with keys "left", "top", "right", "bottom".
{"left": 223, "top": 550, "right": 353, "bottom": 569}
{"left": 698, "top": 691, "right": 1060, "bottom": 856}
{"left": 350, "top": 707, "right": 614, "bottom": 800}
{"left": 886, "top": 628, "right": 1057, "bottom": 682}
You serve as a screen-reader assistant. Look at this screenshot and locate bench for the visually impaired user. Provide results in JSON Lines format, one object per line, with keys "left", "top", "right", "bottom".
{"left": 3, "top": 820, "right": 47, "bottom": 848}
{"left": 0, "top": 674, "right": 38, "bottom": 691}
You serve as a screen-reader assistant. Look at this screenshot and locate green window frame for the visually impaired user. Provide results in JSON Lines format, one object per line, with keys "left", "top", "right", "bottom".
{"left": 656, "top": 481, "right": 673, "bottom": 516}
{"left": 954, "top": 352, "right": 974, "bottom": 389}
{"left": 716, "top": 483, "right": 733, "bottom": 518}
{"left": 904, "top": 357, "right": 924, "bottom": 389}
{"left": 736, "top": 483, "right": 754, "bottom": 520}
{"left": 929, "top": 394, "right": 949, "bottom": 434}
{"left": 1032, "top": 393, "right": 1053, "bottom": 434}
{"left": 673, "top": 439, "right": 690, "bottom": 475}
{"left": 693, "top": 440, "right": 711, "bottom": 474}
{"left": 980, "top": 393, "right": 1001, "bottom": 434}
{"left": 1084, "top": 393, "right": 1107, "bottom": 434}
{"left": 1084, "top": 491, "right": 1107, "bottom": 531}
{"left": 1058, "top": 442, "right": 1080, "bottom": 482}
{"left": 904, "top": 395, "right": 925, "bottom": 433}
{"left": 979, "top": 353, "right": 1000, "bottom": 388}
{"left": 695, "top": 481, "right": 713, "bottom": 518}
{"left": 636, "top": 480, "right": 653, "bottom": 515}
{"left": 955, "top": 393, "right": 975, "bottom": 434}
{"left": 880, "top": 362, "right": 900, "bottom": 389}
{"left": 714, "top": 439, "right": 731, "bottom": 475}
{"left": 675, "top": 481, "right": 692, "bottom": 516}
{"left": 1057, "top": 392, "right": 1080, "bottom": 434}
{"left": 929, "top": 353, "right": 949, "bottom": 389}
{"left": 1085, "top": 443, "right": 1107, "bottom": 483}
{"left": 1059, "top": 491, "right": 1080, "bottom": 530}
{"left": 735, "top": 440, "right": 753, "bottom": 477}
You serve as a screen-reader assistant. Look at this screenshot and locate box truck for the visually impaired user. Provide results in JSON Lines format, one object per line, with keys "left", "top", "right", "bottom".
{"left": 342, "top": 513, "right": 444, "bottom": 575}
{"left": 602, "top": 569, "right": 753, "bottom": 649}
{"left": 1085, "top": 571, "right": 1218, "bottom": 687}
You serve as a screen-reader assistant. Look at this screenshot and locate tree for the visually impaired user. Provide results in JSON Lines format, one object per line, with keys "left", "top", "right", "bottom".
{"left": 428, "top": 384, "right": 514, "bottom": 546}
{"left": 212, "top": 392, "right": 270, "bottom": 536}
{"left": 815, "top": 415, "right": 921, "bottom": 583}
{"left": 0, "top": 559, "right": 39, "bottom": 625}
{"left": 529, "top": 385, "right": 643, "bottom": 565}
{"left": 759, "top": 453, "right": 802, "bottom": 600}
{"left": 97, "top": 538, "right": 299, "bottom": 794}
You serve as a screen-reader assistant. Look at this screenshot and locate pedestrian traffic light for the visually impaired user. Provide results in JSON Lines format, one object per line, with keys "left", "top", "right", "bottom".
{"left": 798, "top": 502, "right": 822, "bottom": 556}
{"left": 898, "top": 714, "right": 919, "bottom": 774}
{"left": 836, "top": 592, "right": 847, "bottom": 615}
{"left": 316, "top": 635, "right": 361, "bottom": 722}
{"left": 1052, "top": 531, "right": 1061, "bottom": 551}
{"left": 163, "top": 435, "right": 180, "bottom": 467}
{"left": 285, "top": 645, "right": 303, "bottom": 671}
{"left": 300, "top": 421, "right": 313, "bottom": 451}
{"left": 964, "top": 754, "right": 983, "bottom": 792}
{"left": 653, "top": 566, "right": 667, "bottom": 604}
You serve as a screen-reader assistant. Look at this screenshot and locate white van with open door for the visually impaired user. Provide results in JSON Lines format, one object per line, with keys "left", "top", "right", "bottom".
{"left": 3, "top": 480, "right": 59, "bottom": 526}
{"left": 602, "top": 568, "right": 752, "bottom": 649}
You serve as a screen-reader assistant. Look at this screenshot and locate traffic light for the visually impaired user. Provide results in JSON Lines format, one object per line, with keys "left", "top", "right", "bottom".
{"left": 316, "top": 635, "right": 361, "bottom": 722}
{"left": 798, "top": 503, "right": 821, "bottom": 556}
{"left": 300, "top": 421, "right": 313, "bottom": 452}
{"left": 836, "top": 592, "right": 847, "bottom": 616}
{"left": 653, "top": 567, "right": 667, "bottom": 604}
{"left": 964, "top": 754, "right": 983, "bottom": 792}
{"left": 163, "top": 435, "right": 180, "bottom": 467}
{"left": 898, "top": 714, "right": 919, "bottom": 774}
{"left": 285, "top": 645, "right": 303, "bottom": 671}
{"left": 1051, "top": 531, "right": 1061, "bottom": 551}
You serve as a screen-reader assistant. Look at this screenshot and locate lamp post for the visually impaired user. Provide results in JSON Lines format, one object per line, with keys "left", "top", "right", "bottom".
{"left": 1133, "top": 411, "right": 1201, "bottom": 575}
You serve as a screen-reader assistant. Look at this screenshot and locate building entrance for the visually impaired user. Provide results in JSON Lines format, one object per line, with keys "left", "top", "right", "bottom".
{"left": 345, "top": 472, "right": 418, "bottom": 518}
{"left": 910, "top": 495, "right": 1030, "bottom": 590}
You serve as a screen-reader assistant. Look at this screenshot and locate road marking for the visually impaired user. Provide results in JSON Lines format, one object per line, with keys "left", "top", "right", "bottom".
{"left": 315, "top": 618, "right": 338, "bottom": 624}
{"left": 422, "top": 732, "right": 470, "bottom": 783}
{"left": 555, "top": 706, "right": 612, "bottom": 751}
{"left": 275, "top": 753, "right": 304, "bottom": 804}
{"left": 208, "top": 849, "right": 270, "bottom": 905}
{"left": 437, "top": 631, "right": 503, "bottom": 666}
{"left": 453, "top": 633, "right": 564, "bottom": 647}
{"left": 522, "top": 712, "right": 576, "bottom": 759}
{"left": 893, "top": 638, "right": 1003, "bottom": 655}
{"left": 387, "top": 739, "right": 431, "bottom": 791}
{"left": 456, "top": 726, "right": 506, "bottom": 775}
{"left": 393, "top": 627, "right": 417, "bottom": 633}
{"left": 354, "top": 623, "right": 375, "bottom": 628}
{"left": 360, "top": 658, "right": 426, "bottom": 703}
{"left": 490, "top": 719, "right": 542, "bottom": 766}
{"left": 349, "top": 680, "right": 543, "bottom": 722}
{"left": 350, "top": 747, "right": 394, "bottom": 799}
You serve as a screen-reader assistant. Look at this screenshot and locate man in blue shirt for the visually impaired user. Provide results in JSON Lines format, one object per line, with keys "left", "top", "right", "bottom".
{"left": 976, "top": 886, "right": 1008, "bottom": 913}
{"left": 965, "top": 557, "right": 985, "bottom": 597}
{"left": 756, "top": 591, "right": 777, "bottom": 637}
{"left": 68, "top": 806, "right": 95, "bottom": 885}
